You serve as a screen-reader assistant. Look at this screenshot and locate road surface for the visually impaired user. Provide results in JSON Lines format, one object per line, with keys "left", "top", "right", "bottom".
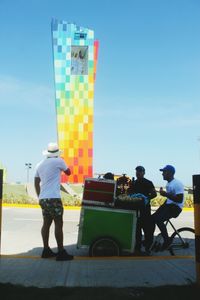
{"left": 1, "top": 207, "right": 194, "bottom": 256}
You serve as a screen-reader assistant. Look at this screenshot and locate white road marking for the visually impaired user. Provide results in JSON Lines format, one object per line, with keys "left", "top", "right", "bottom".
{"left": 14, "top": 218, "right": 41, "bottom": 221}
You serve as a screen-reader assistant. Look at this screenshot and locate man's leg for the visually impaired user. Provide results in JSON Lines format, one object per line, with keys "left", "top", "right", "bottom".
{"left": 41, "top": 215, "right": 57, "bottom": 258}
{"left": 141, "top": 205, "right": 155, "bottom": 251}
{"left": 143, "top": 215, "right": 155, "bottom": 251}
{"left": 135, "top": 217, "right": 143, "bottom": 251}
{"left": 41, "top": 216, "right": 53, "bottom": 249}
{"left": 52, "top": 199, "right": 73, "bottom": 261}
{"left": 152, "top": 204, "right": 172, "bottom": 248}
{"left": 54, "top": 215, "right": 74, "bottom": 261}
{"left": 54, "top": 216, "right": 64, "bottom": 252}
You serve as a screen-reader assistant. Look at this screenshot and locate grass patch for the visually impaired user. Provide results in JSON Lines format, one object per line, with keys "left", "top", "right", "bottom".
{"left": 2, "top": 184, "right": 194, "bottom": 207}
{"left": 0, "top": 283, "right": 200, "bottom": 300}
{"left": 151, "top": 194, "right": 194, "bottom": 208}
{"left": 3, "top": 184, "right": 27, "bottom": 195}
{"left": 3, "top": 184, "right": 36, "bottom": 204}
{"left": 69, "top": 184, "right": 83, "bottom": 194}
{"left": 2, "top": 184, "right": 82, "bottom": 206}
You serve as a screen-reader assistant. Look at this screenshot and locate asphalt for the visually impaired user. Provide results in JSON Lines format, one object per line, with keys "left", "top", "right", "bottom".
{"left": 0, "top": 207, "right": 197, "bottom": 288}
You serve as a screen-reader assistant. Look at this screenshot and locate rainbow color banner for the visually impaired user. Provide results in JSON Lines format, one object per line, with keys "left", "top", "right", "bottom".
{"left": 51, "top": 20, "right": 99, "bottom": 183}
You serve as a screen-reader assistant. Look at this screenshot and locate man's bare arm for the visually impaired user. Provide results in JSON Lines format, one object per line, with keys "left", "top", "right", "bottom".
{"left": 34, "top": 177, "right": 41, "bottom": 197}
{"left": 160, "top": 189, "right": 183, "bottom": 203}
{"left": 64, "top": 168, "right": 71, "bottom": 176}
{"left": 149, "top": 188, "right": 157, "bottom": 199}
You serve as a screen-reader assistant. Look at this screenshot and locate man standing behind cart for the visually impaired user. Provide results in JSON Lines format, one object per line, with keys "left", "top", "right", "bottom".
{"left": 34, "top": 142, "right": 74, "bottom": 261}
{"left": 131, "top": 166, "right": 157, "bottom": 254}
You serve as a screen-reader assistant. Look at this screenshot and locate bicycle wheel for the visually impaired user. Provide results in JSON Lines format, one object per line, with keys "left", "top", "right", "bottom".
{"left": 89, "top": 236, "right": 121, "bottom": 257}
{"left": 170, "top": 227, "right": 195, "bottom": 256}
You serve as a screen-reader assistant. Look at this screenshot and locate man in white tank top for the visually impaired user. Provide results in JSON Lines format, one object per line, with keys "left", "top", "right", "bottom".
{"left": 152, "top": 165, "right": 184, "bottom": 251}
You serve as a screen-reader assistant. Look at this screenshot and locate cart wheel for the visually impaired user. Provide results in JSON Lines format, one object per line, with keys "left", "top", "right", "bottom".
{"left": 89, "top": 237, "right": 121, "bottom": 257}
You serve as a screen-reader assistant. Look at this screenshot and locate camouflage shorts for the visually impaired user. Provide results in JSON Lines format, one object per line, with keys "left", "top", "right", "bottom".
{"left": 39, "top": 198, "right": 63, "bottom": 219}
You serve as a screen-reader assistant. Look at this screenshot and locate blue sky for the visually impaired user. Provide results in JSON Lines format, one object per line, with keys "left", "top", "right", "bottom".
{"left": 0, "top": 0, "right": 200, "bottom": 186}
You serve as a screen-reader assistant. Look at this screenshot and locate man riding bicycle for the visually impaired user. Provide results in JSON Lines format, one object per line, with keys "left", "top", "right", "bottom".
{"left": 152, "top": 165, "right": 184, "bottom": 251}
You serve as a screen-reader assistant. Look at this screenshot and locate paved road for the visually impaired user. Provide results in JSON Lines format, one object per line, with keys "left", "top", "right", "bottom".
{"left": 1, "top": 207, "right": 194, "bottom": 257}
{"left": 1, "top": 207, "right": 86, "bottom": 256}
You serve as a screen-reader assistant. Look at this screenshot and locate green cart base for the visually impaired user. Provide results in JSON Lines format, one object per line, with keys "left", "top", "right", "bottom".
{"left": 77, "top": 206, "right": 137, "bottom": 256}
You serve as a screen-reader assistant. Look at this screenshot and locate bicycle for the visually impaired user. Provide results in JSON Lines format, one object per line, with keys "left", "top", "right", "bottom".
{"left": 150, "top": 218, "right": 195, "bottom": 256}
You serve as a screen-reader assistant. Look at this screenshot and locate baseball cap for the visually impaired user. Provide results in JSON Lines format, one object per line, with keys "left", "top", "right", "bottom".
{"left": 135, "top": 166, "right": 145, "bottom": 172}
{"left": 159, "top": 165, "right": 175, "bottom": 174}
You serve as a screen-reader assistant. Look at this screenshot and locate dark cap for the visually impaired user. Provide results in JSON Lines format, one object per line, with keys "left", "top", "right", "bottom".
{"left": 159, "top": 165, "right": 175, "bottom": 175}
{"left": 103, "top": 172, "right": 114, "bottom": 180}
{"left": 135, "top": 166, "right": 145, "bottom": 172}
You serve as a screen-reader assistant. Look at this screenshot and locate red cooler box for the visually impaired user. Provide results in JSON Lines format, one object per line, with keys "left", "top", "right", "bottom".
{"left": 82, "top": 178, "right": 116, "bottom": 207}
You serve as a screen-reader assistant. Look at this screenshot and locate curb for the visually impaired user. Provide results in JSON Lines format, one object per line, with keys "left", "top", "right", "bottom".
{"left": 2, "top": 203, "right": 194, "bottom": 211}
{"left": 2, "top": 203, "right": 81, "bottom": 210}
{"left": 0, "top": 254, "right": 195, "bottom": 260}
{"left": 182, "top": 208, "right": 194, "bottom": 212}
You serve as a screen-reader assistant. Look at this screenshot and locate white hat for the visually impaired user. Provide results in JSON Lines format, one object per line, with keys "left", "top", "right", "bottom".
{"left": 42, "top": 142, "right": 63, "bottom": 157}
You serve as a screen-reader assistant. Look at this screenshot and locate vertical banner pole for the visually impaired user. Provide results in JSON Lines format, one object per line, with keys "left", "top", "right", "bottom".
{"left": 0, "top": 169, "right": 3, "bottom": 255}
{"left": 193, "top": 174, "right": 200, "bottom": 285}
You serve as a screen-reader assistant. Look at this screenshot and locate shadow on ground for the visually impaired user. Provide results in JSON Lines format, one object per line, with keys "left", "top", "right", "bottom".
{"left": 3, "top": 244, "right": 88, "bottom": 257}
{"left": 0, "top": 283, "right": 200, "bottom": 300}
{"left": 5, "top": 238, "right": 195, "bottom": 258}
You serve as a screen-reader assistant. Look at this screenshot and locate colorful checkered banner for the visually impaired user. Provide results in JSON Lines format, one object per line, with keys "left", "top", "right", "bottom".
{"left": 51, "top": 20, "right": 99, "bottom": 183}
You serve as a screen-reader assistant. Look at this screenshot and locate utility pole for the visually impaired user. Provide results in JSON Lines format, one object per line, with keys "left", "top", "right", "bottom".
{"left": 25, "top": 163, "right": 32, "bottom": 183}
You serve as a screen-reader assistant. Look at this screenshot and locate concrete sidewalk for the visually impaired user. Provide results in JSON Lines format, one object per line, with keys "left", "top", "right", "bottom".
{"left": 0, "top": 255, "right": 196, "bottom": 288}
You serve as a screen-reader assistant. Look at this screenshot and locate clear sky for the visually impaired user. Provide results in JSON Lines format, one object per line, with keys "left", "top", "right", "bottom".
{"left": 0, "top": 0, "right": 200, "bottom": 186}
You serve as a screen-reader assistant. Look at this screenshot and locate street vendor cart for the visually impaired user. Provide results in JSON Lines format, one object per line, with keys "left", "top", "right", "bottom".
{"left": 77, "top": 177, "right": 147, "bottom": 256}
